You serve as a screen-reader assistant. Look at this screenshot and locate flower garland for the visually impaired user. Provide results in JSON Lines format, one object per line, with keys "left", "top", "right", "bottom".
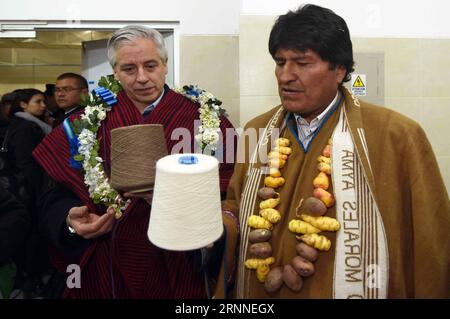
{"left": 64, "top": 78, "right": 228, "bottom": 219}
{"left": 173, "top": 85, "right": 227, "bottom": 152}
{"left": 64, "top": 75, "right": 127, "bottom": 219}
{"left": 245, "top": 137, "right": 341, "bottom": 293}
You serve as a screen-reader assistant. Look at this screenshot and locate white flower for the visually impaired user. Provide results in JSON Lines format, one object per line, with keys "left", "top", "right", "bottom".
{"left": 205, "top": 92, "right": 214, "bottom": 99}
{"left": 69, "top": 83, "right": 127, "bottom": 218}
{"left": 174, "top": 85, "right": 226, "bottom": 151}
{"left": 97, "top": 109, "right": 106, "bottom": 120}
{"left": 195, "top": 133, "right": 203, "bottom": 145}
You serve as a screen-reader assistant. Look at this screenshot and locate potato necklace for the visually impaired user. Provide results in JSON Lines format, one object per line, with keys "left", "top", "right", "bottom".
{"left": 245, "top": 137, "right": 341, "bottom": 293}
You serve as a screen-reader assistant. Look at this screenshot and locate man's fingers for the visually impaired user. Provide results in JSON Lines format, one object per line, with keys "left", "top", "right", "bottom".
{"left": 96, "top": 212, "right": 115, "bottom": 235}
{"left": 76, "top": 211, "right": 114, "bottom": 238}
{"left": 69, "top": 206, "right": 89, "bottom": 218}
{"left": 84, "top": 211, "right": 113, "bottom": 233}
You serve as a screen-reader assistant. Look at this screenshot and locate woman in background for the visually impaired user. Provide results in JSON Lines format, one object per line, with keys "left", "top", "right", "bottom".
{"left": 8, "top": 88, "right": 51, "bottom": 298}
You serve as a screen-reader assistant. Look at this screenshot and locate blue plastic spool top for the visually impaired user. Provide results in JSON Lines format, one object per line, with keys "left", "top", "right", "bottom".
{"left": 178, "top": 155, "right": 198, "bottom": 165}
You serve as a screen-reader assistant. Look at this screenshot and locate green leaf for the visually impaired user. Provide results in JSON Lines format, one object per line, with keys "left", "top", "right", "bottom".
{"left": 89, "top": 155, "right": 98, "bottom": 167}
{"left": 79, "top": 93, "right": 91, "bottom": 107}
{"left": 93, "top": 194, "right": 101, "bottom": 204}
{"left": 110, "top": 82, "right": 121, "bottom": 94}
{"left": 73, "top": 154, "right": 84, "bottom": 161}
{"left": 88, "top": 113, "right": 97, "bottom": 125}
{"left": 108, "top": 192, "right": 117, "bottom": 202}
{"left": 97, "top": 75, "right": 121, "bottom": 94}
{"left": 92, "top": 142, "right": 99, "bottom": 153}
{"left": 72, "top": 119, "right": 85, "bottom": 134}
{"left": 98, "top": 76, "right": 108, "bottom": 88}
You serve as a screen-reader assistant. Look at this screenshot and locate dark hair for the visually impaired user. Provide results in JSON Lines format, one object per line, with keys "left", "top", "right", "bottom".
{"left": 10, "top": 88, "right": 44, "bottom": 115}
{"left": 56, "top": 73, "right": 88, "bottom": 89}
{"left": 0, "top": 92, "right": 17, "bottom": 120}
{"left": 1, "top": 92, "right": 16, "bottom": 105}
{"left": 45, "top": 83, "right": 55, "bottom": 96}
{"left": 268, "top": 4, "right": 354, "bottom": 83}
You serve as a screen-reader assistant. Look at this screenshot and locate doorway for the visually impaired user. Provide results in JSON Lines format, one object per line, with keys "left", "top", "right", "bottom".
{"left": 0, "top": 21, "right": 179, "bottom": 95}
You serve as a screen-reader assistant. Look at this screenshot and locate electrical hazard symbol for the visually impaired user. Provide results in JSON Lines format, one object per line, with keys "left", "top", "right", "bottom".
{"left": 353, "top": 75, "right": 365, "bottom": 87}
{"left": 351, "top": 74, "right": 366, "bottom": 96}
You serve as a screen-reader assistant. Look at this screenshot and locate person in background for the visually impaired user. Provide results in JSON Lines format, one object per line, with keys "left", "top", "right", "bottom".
{"left": 0, "top": 92, "right": 15, "bottom": 120}
{"left": 0, "top": 92, "right": 15, "bottom": 192}
{"left": 222, "top": 4, "right": 449, "bottom": 298}
{"left": 33, "top": 25, "right": 238, "bottom": 298}
{"left": 9, "top": 89, "right": 51, "bottom": 201}
{"left": 0, "top": 90, "right": 24, "bottom": 221}
{"left": 8, "top": 88, "right": 52, "bottom": 298}
{"left": 0, "top": 92, "right": 16, "bottom": 121}
{"left": 43, "top": 84, "right": 62, "bottom": 127}
{"left": 0, "top": 184, "right": 30, "bottom": 299}
{"left": 53, "top": 73, "right": 89, "bottom": 128}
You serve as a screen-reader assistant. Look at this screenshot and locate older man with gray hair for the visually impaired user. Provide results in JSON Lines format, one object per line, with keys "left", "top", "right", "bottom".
{"left": 33, "top": 25, "right": 237, "bottom": 299}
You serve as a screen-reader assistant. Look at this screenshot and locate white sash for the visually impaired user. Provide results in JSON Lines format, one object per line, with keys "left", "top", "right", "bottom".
{"left": 332, "top": 107, "right": 389, "bottom": 299}
{"left": 236, "top": 105, "right": 389, "bottom": 298}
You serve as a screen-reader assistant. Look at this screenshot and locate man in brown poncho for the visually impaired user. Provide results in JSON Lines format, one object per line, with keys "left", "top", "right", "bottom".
{"left": 220, "top": 4, "right": 449, "bottom": 298}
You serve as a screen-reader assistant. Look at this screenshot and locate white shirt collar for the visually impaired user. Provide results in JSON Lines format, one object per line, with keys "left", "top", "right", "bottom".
{"left": 293, "top": 91, "right": 340, "bottom": 128}
{"left": 142, "top": 89, "right": 165, "bottom": 115}
{"left": 292, "top": 91, "right": 341, "bottom": 150}
{"left": 64, "top": 106, "right": 80, "bottom": 115}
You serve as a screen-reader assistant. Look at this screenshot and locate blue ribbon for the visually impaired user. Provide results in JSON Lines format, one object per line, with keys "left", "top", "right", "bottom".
{"left": 63, "top": 118, "right": 82, "bottom": 170}
{"left": 185, "top": 86, "right": 201, "bottom": 98}
{"left": 63, "top": 85, "right": 118, "bottom": 170}
{"left": 94, "top": 87, "right": 117, "bottom": 106}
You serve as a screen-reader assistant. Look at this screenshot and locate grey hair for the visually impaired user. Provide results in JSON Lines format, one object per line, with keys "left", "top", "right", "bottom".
{"left": 107, "top": 25, "right": 168, "bottom": 67}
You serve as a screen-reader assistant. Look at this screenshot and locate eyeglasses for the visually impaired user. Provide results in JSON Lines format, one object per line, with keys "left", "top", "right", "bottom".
{"left": 55, "top": 87, "right": 82, "bottom": 94}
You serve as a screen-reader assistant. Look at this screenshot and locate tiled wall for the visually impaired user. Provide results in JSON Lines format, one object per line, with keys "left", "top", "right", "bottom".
{"left": 353, "top": 38, "right": 450, "bottom": 194}
{"left": 239, "top": 16, "right": 450, "bottom": 194}
{"left": 239, "top": 16, "right": 279, "bottom": 127}
{"left": 179, "top": 35, "right": 240, "bottom": 127}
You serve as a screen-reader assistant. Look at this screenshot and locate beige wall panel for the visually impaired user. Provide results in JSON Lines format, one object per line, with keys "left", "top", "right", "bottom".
{"left": 437, "top": 156, "right": 450, "bottom": 194}
{"left": 240, "top": 95, "right": 281, "bottom": 128}
{"left": 220, "top": 97, "right": 240, "bottom": 128}
{"left": 353, "top": 38, "right": 421, "bottom": 98}
{"left": 420, "top": 98, "right": 450, "bottom": 157}
{"left": 351, "top": 38, "right": 388, "bottom": 52}
{"left": 420, "top": 39, "right": 450, "bottom": 97}
{"left": 0, "top": 83, "right": 46, "bottom": 95}
{"left": 180, "top": 35, "right": 240, "bottom": 126}
{"left": 239, "top": 16, "right": 278, "bottom": 97}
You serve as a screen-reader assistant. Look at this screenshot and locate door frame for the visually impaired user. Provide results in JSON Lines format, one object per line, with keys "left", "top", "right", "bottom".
{"left": 0, "top": 20, "right": 180, "bottom": 85}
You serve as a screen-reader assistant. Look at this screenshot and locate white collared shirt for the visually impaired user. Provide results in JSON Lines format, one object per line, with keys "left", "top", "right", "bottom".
{"left": 293, "top": 91, "right": 340, "bottom": 149}
{"left": 142, "top": 89, "right": 165, "bottom": 117}
{"left": 64, "top": 106, "right": 80, "bottom": 115}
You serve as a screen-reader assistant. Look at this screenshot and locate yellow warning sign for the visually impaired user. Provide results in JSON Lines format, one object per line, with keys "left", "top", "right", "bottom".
{"left": 350, "top": 74, "right": 366, "bottom": 96}
{"left": 353, "top": 75, "right": 365, "bottom": 88}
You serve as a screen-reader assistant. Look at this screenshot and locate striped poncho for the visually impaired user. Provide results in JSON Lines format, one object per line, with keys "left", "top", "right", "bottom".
{"left": 33, "top": 88, "right": 236, "bottom": 298}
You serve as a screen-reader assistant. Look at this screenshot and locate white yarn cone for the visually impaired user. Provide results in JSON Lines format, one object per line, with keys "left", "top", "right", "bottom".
{"left": 147, "top": 153, "right": 223, "bottom": 251}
